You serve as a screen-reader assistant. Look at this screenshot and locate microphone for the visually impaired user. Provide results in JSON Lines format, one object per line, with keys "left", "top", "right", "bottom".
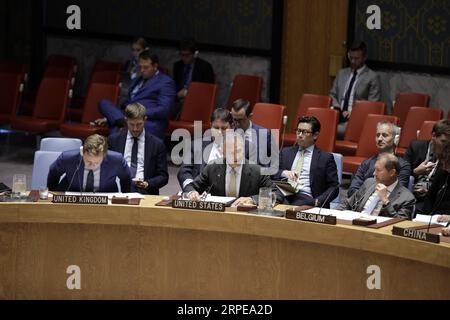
{"left": 200, "top": 172, "right": 220, "bottom": 201}
{"left": 279, "top": 115, "right": 288, "bottom": 151}
{"left": 426, "top": 179, "right": 448, "bottom": 233}
{"left": 317, "top": 186, "right": 338, "bottom": 215}
{"left": 65, "top": 154, "right": 83, "bottom": 193}
{"left": 351, "top": 189, "right": 366, "bottom": 212}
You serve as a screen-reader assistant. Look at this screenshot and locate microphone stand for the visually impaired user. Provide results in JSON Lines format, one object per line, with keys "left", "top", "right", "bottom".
{"left": 318, "top": 187, "right": 338, "bottom": 216}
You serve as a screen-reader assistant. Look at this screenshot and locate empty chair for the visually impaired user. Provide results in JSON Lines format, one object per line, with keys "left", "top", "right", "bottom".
{"left": 283, "top": 94, "right": 332, "bottom": 147}
{"left": 330, "top": 153, "right": 343, "bottom": 209}
{"left": 396, "top": 107, "right": 443, "bottom": 156}
{"left": 343, "top": 114, "right": 399, "bottom": 174}
{"left": 40, "top": 137, "right": 82, "bottom": 152}
{"left": 392, "top": 92, "right": 429, "bottom": 127}
{"left": 11, "top": 77, "right": 71, "bottom": 134}
{"left": 47, "top": 54, "right": 77, "bottom": 73}
{"left": 168, "top": 82, "right": 217, "bottom": 135}
{"left": 60, "top": 82, "right": 120, "bottom": 139}
{"left": 304, "top": 108, "right": 339, "bottom": 152}
{"left": 226, "top": 74, "right": 262, "bottom": 110}
{"left": 31, "top": 151, "right": 61, "bottom": 190}
{"left": 93, "top": 60, "right": 122, "bottom": 72}
{"left": 0, "top": 61, "right": 27, "bottom": 82}
{"left": 417, "top": 121, "right": 437, "bottom": 141}
{"left": 0, "top": 72, "right": 23, "bottom": 125}
{"left": 334, "top": 100, "right": 386, "bottom": 156}
{"left": 252, "top": 103, "right": 286, "bottom": 146}
{"left": 91, "top": 70, "right": 121, "bottom": 85}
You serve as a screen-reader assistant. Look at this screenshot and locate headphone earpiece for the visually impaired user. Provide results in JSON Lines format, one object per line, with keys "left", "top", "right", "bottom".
{"left": 79, "top": 146, "right": 83, "bottom": 156}
{"left": 194, "top": 50, "right": 199, "bottom": 58}
{"left": 394, "top": 134, "right": 400, "bottom": 146}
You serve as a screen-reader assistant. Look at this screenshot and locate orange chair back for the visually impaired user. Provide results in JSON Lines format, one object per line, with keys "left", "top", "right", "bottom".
{"left": 180, "top": 82, "right": 217, "bottom": 123}
{"left": 305, "top": 108, "right": 339, "bottom": 152}
{"left": 81, "top": 83, "right": 120, "bottom": 123}
{"left": 344, "top": 101, "right": 386, "bottom": 143}
{"left": 292, "top": 94, "right": 331, "bottom": 131}
{"left": 226, "top": 74, "right": 262, "bottom": 110}
{"left": 392, "top": 92, "right": 429, "bottom": 127}
{"left": 252, "top": 103, "right": 286, "bottom": 146}
{"left": 417, "top": 121, "right": 437, "bottom": 141}
{"left": 91, "top": 70, "right": 121, "bottom": 85}
{"left": 355, "top": 115, "right": 399, "bottom": 158}
{"left": 33, "top": 78, "right": 71, "bottom": 121}
{"left": 93, "top": 60, "right": 122, "bottom": 72}
{"left": 47, "top": 54, "right": 77, "bottom": 73}
{"left": 0, "top": 72, "right": 22, "bottom": 118}
{"left": 398, "top": 107, "right": 442, "bottom": 148}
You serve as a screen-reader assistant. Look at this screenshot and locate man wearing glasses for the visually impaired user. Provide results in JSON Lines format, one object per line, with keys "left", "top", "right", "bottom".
{"left": 274, "top": 116, "right": 339, "bottom": 207}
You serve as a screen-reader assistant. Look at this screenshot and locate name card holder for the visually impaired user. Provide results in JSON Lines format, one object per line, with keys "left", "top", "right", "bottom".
{"left": 111, "top": 196, "right": 141, "bottom": 205}
{"left": 392, "top": 226, "right": 440, "bottom": 244}
{"left": 52, "top": 194, "right": 108, "bottom": 205}
{"left": 172, "top": 199, "right": 225, "bottom": 212}
{"left": 285, "top": 209, "right": 337, "bottom": 225}
{"left": 352, "top": 218, "right": 377, "bottom": 226}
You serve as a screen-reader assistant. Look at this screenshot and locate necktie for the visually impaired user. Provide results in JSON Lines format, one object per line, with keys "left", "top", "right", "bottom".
{"left": 294, "top": 149, "right": 305, "bottom": 174}
{"left": 182, "top": 64, "right": 192, "bottom": 88}
{"left": 85, "top": 170, "right": 94, "bottom": 192}
{"left": 342, "top": 70, "right": 358, "bottom": 112}
{"left": 131, "top": 79, "right": 145, "bottom": 99}
{"left": 228, "top": 168, "right": 237, "bottom": 197}
{"left": 362, "top": 193, "right": 380, "bottom": 215}
{"left": 130, "top": 137, "right": 138, "bottom": 178}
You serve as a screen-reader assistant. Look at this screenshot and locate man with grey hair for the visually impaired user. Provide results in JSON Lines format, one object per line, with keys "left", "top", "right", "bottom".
{"left": 347, "top": 121, "right": 411, "bottom": 197}
{"left": 339, "top": 153, "right": 415, "bottom": 219}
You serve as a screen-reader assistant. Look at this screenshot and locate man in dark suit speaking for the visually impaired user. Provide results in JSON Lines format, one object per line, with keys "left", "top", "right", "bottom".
{"left": 108, "top": 103, "right": 168, "bottom": 194}
{"left": 184, "top": 133, "right": 283, "bottom": 206}
{"left": 47, "top": 134, "right": 131, "bottom": 193}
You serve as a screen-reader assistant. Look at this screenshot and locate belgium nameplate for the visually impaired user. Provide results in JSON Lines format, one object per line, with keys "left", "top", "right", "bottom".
{"left": 392, "top": 226, "right": 440, "bottom": 244}
{"left": 172, "top": 200, "right": 225, "bottom": 212}
{"left": 52, "top": 195, "right": 108, "bottom": 205}
{"left": 285, "top": 210, "right": 337, "bottom": 225}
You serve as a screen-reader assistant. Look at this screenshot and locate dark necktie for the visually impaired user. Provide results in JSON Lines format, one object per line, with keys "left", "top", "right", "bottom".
{"left": 342, "top": 70, "right": 358, "bottom": 112}
{"left": 85, "top": 170, "right": 94, "bottom": 192}
{"left": 182, "top": 64, "right": 192, "bottom": 88}
{"left": 130, "top": 137, "right": 139, "bottom": 177}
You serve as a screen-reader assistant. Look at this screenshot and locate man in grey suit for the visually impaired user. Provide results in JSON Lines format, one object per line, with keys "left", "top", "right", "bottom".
{"left": 184, "top": 132, "right": 283, "bottom": 206}
{"left": 329, "top": 40, "right": 381, "bottom": 138}
{"left": 339, "top": 153, "right": 415, "bottom": 219}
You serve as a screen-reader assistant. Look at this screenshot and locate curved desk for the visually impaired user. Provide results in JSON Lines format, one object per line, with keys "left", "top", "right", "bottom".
{"left": 0, "top": 196, "right": 449, "bottom": 299}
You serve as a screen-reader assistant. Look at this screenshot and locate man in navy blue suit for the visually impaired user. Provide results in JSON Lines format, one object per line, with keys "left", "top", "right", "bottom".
{"left": 108, "top": 103, "right": 168, "bottom": 194}
{"left": 230, "top": 98, "right": 275, "bottom": 169}
{"left": 95, "top": 50, "right": 176, "bottom": 140}
{"left": 47, "top": 134, "right": 131, "bottom": 192}
{"left": 274, "top": 116, "right": 339, "bottom": 207}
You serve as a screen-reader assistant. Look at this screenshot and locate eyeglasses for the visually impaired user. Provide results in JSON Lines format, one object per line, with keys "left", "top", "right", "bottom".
{"left": 296, "top": 129, "right": 313, "bottom": 136}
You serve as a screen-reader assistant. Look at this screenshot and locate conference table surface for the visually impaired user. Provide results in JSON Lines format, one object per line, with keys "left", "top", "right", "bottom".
{"left": 0, "top": 196, "right": 449, "bottom": 299}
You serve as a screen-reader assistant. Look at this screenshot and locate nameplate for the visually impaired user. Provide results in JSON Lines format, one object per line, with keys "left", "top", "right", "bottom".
{"left": 52, "top": 195, "right": 108, "bottom": 205}
{"left": 172, "top": 200, "right": 225, "bottom": 212}
{"left": 392, "top": 226, "right": 440, "bottom": 244}
{"left": 285, "top": 210, "right": 337, "bottom": 225}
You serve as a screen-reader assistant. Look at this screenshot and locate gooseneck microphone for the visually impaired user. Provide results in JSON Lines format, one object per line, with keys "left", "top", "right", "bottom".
{"left": 318, "top": 187, "right": 338, "bottom": 216}
{"left": 65, "top": 155, "right": 83, "bottom": 193}
{"left": 426, "top": 176, "right": 448, "bottom": 233}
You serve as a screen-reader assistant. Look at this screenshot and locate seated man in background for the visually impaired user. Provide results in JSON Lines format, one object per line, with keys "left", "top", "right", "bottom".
{"left": 329, "top": 40, "right": 381, "bottom": 139}
{"left": 47, "top": 134, "right": 131, "bottom": 193}
{"left": 347, "top": 121, "right": 410, "bottom": 197}
{"left": 108, "top": 103, "right": 168, "bottom": 194}
{"left": 274, "top": 116, "right": 339, "bottom": 207}
{"left": 95, "top": 50, "right": 176, "bottom": 140}
{"left": 339, "top": 153, "right": 415, "bottom": 219}
{"left": 404, "top": 119, "right": 450, "bottom": 212}
{"left": 171, "top": 38, "right": 215, "bottom": 119}
{"left": 184, "top": 132, "right": 283, "bottom": 206}
{"left": 177, "top": 108, "right": 232, "bottom": 189}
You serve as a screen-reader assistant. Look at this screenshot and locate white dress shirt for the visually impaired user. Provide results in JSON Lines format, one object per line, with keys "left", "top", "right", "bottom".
{"left": 362, "top": 180, "right": 398, "bottom": 216}
{"left": 290, "top": 144, "right": 314, "bottom": 197}
{"left": 341, "top": 65, "right": 366, "bottom": 112}
{"left": 124, "top": 130, "right": 145, "bottom": 180}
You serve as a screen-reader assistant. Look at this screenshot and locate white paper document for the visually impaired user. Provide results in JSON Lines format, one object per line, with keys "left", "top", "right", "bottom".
{"left": 413, "top": 214, "right": 448, "bottom": 226}
{"left": 203, "top": 195, "right": 236, "bottom": 204}
{"left": 301, "top": 207, "right": 392, "bottom": 223}
{"left": 65, "top": 192, "right": 145, "bottom": 199}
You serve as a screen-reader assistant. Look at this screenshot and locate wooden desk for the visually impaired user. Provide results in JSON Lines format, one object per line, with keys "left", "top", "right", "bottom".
{"left": 0, "top": 196, "right": 449, "bottom": 299}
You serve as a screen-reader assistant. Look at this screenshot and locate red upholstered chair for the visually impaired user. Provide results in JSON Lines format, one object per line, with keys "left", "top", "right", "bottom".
{"left": 47, "top": 54, "right": 77, "bottom": 73}
{"left": 168, "top": 82, "right": 217, "bottom": 135}
{"left": 392, "top": 92, "right": 429, "bottom": 127}
{"left": 226, "top": 74, "right": 262, "bottom": 110}
{"left": 334, "top": 101, "right": 386, "bottom": 156}
{"left": 305, "top": 108, "right": 339, "bottom": 152}
{"left": 396, "top": 107, "right": 443, "bottom": 156}
{"left": 343, "top": 115, "right": 399, "bottom": 174}
{"left": 11, "top": 77, "right": 71, "bottom": 133}
{"left": 417, "top": 121, "right": 437, "bottom": 141}
{"left": 0, "top": 61, "right": 27, "bottom": 82}
{"left": 252, "top": 103, "right": 287, "bottom": 146}
{"left": 0, "top": 72, "right": 23, "bottom": 125}
{"left": 283, "top": 94, "right": 332, "bottom": 147}
{"left": 93, "top": 60, "right": 122, "bottom": 72}
{"left": 60, "top": 83, "right": 120, "bottom": 139}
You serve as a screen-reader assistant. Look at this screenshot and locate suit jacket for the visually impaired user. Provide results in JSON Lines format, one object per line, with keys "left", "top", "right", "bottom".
{"left": 420, "top": 168, "right": 450, "bottom": 215}
{"left": 47, "top": 150, "right": 132, "bottom": 193}
{"left": 184, "top": 162, "right": 284, "bottom": 203}
{"left": 339, "top": 178, "right": 416, "bottom": 219}
{"left": 177, "top": 138, "right": 215, "bottom": 188}
{"left": 329, "top": 66, "right": 381, "bottom": 108}
{"left": 173, "top": 57, "right": 215, "bottom": 92}
{"left": 347, "top": 155, "right": 411, "bottom": 197}
{"left": 404, "top": 140, "right": 432, "bottom": 179}
{"left": 122, "top": 72, "right": 176, "bottom": 139}
{"left": 274, "top": 146, "right": 339, "bottom": 207}
{"left": 108, "top": 131, "right": 168, "bottom": 195}
{"left": 243, "top": 122, "right": 276, "bottom": 168}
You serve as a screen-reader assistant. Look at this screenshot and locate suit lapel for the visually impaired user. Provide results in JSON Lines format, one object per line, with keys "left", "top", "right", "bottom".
{"left": 76, "top": 157, "right": 85, "bottom": 191}
{"left": 310, "top": 148, "right": 319, "bottom": 187}
{"left": 217, "top": 164, "right": 226, "bottom": 196}
{"left": 286, "top": 147, "right": 298, "bottom": 170}
{"left": 119, "top": 132, "right": 127, "bottom": 154}
{"left": 359, "top": 182, "right": 376, "bottom": 211}
{"left": 239, "top": 165, "right": 252, "bottom": 197}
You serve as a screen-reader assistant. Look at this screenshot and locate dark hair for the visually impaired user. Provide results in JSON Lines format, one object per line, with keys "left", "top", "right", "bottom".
{"left": 349, "top": 40, "right": 367, "bottom": 56}
{"left": 139, "top": 49, "right": 159, "bottom": 65}
{"left": 379, "top": 153, "right": 400, "bottom": 174}
{"left": 133, "top": 37, "right": 148, "bottom": 49}
{"left": 433, "top": 119, "right": 450, "bottom": 137}
{"left": 231, "top": 98, "right": 252, "bottom": 117}
{"left": 211, "top": 108, "right": 232, "bottom": 124}
{"left": 179, "top": 38, "right": 197, "bottom": 53}
{"left": 297, "top": 116, "right": 321, "bottom": 134}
